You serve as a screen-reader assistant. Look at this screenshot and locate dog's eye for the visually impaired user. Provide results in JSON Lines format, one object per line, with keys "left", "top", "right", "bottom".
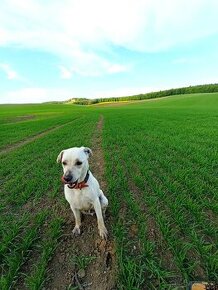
{"left": 75, "top": 161, "right": 82, "bottom": 166}
{"left": 62, "top": 161, "right": 67, "bottom": 166}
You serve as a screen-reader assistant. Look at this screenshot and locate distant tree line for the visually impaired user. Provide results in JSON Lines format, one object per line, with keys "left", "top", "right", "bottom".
{"left": 65, "top": 83, "right": 218, "bottom": 105}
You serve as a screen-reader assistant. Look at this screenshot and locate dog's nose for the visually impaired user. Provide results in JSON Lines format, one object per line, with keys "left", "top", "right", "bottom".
{"left": 63, "top": 174, "right": 72, "bottom": 182}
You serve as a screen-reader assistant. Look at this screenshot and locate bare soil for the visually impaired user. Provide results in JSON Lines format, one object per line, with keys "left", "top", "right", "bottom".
{"left": 44, "top": 115, "right": 117, "bottom": 290}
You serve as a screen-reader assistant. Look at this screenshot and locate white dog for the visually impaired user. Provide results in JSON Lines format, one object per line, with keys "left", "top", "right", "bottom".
{"left": 57, "top": 146, "right": 108, "bottom": 239}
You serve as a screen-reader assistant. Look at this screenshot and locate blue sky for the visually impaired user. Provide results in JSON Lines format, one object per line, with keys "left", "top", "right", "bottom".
{"left": 0, "top": 0, "right": 218, "bottom": 103}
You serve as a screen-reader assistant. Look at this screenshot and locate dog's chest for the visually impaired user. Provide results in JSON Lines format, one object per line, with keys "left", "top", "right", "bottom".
{"left": 64, "top": 187, "right": 93, "bottom": 210}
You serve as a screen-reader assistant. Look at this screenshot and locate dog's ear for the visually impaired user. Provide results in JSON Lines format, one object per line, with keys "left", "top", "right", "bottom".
{"left": 83, "top": 147, "right": 92, "bottom": 158}
{"left": 57, "top": 150, "right": 64, "bottom": 163}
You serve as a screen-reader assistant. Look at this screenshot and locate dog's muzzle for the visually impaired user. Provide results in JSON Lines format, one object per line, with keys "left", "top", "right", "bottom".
{"left": 61, "top": 171, "right": 90, "bottom": 190}
{"left": 61, "top": 175, "right": 75, "bottom": 184}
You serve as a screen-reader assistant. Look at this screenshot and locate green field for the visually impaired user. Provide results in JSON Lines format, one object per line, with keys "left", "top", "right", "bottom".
{"left": 0, "top": 93, "right": 217, "bottom": 290}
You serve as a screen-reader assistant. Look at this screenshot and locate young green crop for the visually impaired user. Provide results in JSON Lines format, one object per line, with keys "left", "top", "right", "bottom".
{"left": 0, "top": 93, "right": 217, "bottom": 289}
{"left": 0, "top": 103, "right": 86, "bottom": 150}
{"left": 102, "top": 92, "right": 218, "bottom": 288}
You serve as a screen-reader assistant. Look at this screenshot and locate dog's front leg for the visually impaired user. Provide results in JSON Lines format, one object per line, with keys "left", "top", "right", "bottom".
{"left": 93, "top": 198, "right": 108, "bottom": 239}
{"left": 70, "top": 206, "right": 81, "bottom": 236}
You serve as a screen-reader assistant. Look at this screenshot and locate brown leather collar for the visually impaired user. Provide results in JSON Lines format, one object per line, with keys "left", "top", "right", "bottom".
{"left": 67, "top": 180, "right": 89, "bottom": 190}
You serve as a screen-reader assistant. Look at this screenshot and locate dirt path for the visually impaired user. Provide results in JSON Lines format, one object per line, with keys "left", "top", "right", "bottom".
{"left": 45, "top": 115, "right": 117, "bottom": 290}
{"left": 0, "top": 118, "right": 79, "bottom": 156}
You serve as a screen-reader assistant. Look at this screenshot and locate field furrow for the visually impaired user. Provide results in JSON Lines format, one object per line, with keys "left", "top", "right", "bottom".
{"left": 0, "top": 117, "right": 81, "bottom": 155}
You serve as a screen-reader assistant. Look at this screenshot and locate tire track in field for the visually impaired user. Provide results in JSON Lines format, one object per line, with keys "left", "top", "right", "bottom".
{"left": 0, "top": 118, "right": 80, "bottom": 156}
{"left": 45, "top": 115, "right": 117, "bottom": 290}
{"left": 87, "top": 115, "right": 117, "bottom": 290}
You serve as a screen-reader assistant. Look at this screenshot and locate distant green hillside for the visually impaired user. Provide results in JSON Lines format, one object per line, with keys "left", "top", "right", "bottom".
{"left": 65, "top": 83, "right": 218, "bottom": 105}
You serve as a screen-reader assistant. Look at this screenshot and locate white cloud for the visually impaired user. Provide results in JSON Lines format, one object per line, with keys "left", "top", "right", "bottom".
{"left": 0, "top": 63, "right": 19, "bottom": 79}
{"left": 58, "top": 60, "right": 128, "bottom": 78}
{"left": 2, "top": 87, "right": 72, "bottom": 103}
{"left": 107, "top": 64, "right": 129, "bottom": 74}
{"left": 0, "top": 0, "right": 217, "bottom": 76}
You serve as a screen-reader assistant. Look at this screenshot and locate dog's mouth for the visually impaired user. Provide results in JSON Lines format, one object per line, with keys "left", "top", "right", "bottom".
{"left": 61, "top": 176, "right": 78, "bottom": 187}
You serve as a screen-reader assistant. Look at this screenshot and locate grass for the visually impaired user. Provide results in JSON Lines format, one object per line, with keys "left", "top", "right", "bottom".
{"left": 72, "top": 254, "right": 96, "bottom": 270}
{"left": 0, "top": 93, "right": 217, "bottom": 289}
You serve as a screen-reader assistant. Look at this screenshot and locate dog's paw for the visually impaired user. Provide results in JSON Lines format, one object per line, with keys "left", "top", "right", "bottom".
{"left": 99, "top": 227, "right": 108, "bottom": 240}
{"left": 72, "top": 226, "right": 81, "bottom": 236}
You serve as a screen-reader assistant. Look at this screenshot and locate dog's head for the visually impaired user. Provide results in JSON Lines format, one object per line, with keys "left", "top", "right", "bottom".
{"left": 57, "top": 146, "right": 92, "bottom": 185}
